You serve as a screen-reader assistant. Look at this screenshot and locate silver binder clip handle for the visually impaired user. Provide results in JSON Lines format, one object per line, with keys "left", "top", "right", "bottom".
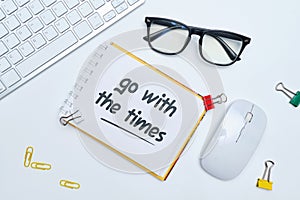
{"left": 212, "top": 93, "right": 227, "bottom": 104}
{"left": 59, "top": 110, "right": 81, "bottom": 126}
{"left": 262, "top": 160, "right": 275, "bottom": 182}
{"left": 275, "top": 82, "right": 296, "bottom": 99}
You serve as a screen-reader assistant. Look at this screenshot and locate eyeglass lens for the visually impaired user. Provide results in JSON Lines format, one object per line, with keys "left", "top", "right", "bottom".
{"left": 148, "top": 20, "right": 189, "bottom": 54}
{"left": 201, "top": 33, "right": 243, "bottom": 65}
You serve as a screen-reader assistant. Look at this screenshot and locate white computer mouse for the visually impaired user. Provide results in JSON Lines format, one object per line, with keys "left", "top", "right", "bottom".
{"left": 200, "top": 99, "right": 267, "bottom": 180}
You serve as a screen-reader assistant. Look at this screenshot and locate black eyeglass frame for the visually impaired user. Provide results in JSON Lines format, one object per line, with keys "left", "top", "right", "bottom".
{"left": 144, "top": 17, "right": 251, "bottom": 66}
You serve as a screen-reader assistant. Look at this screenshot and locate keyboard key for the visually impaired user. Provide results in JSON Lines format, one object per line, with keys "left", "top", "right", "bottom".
{"left": 0, "top": 23, "right": 9, "bottom": 39}
{"left": 4, "top": 33, "right": 20, "bottom": 49}
{"left": 0, "top": 81, "right": 6, "bottom": 94}
{"left": 103, "top": 10, "right": 115, "bottom": 22}
{"left": 5, "top": 15, "right": 21, "bottom": 31}
{"left": 0, "top": 57, "right": 11, "bottom": 73}
{"left": 15, "top": 0, "right": 30, "bottom": 7}
{"left": 0, "top": 42, "right": 8, "bottom": 57}
{"left": 1, "top": 0, "right": 18, "bottom": 15}
{"left": 19, "top": 41, "right": 35, "bottom": 56}
{"left": 16, "top": 8, "right": 33, "bottom": 23}
{"left": 52, "top": 2, "right": 67, "bottom": 17}
{"left": 115, "top": 2, "right": 127, "bottom": 14}
{"left": 1, "top": 69, "right": 21, "bottom": 87}
{"left": 111, "top": 0, "right": 123, "bottom": 8}
{"left": 7, "top": 50, "right": 23, "bottom": 64}
{"left": 43, "top": 25, "right": 58, "bottom": 41}
{"left": 55, "top": 18, "right": 69, "bottom": 33}
{"left": 73, "top": 21, "right": 92, "bottom": 39}
{"left": 0, "top": 8, "right": 6, "bottom": 20}
{"left": 16, "top": 31, "right": 78, "bottom": 77}
{"left": 41, "top": 0, "right": 57, "bottom": 7}
{"left": 64, "top": 0, "right": 79, "bottom": 9}
{"left": 90, "top": 0, "right": 105, "bottom": 9}
{"left": 28, "top": 18, "right": 44, "bottom": 33}
{"left": 127, "top": 0, "right": 139, "bottom": 5}
{"left": 29, "top": 0, "right": 45, "bottom": 15}
{"left": 31, "top": 34, "right": 46, "bottom": 49}
{"left": 88, "top": 13, "right": 103, "bottom": 30}
{"left": 40, "top": 10, "right": 56, "bottom": 25}
{"left": 66, "top": 10, "right": 81, "bottom": 25}
{"left": 17, "top": 25, "right": 32, "bottom": 40}
{"left": 17, "top": 26, "right": 32, "bottom": 41}
{"left": 78, "top": 2, "right": 93, "bottom": 17}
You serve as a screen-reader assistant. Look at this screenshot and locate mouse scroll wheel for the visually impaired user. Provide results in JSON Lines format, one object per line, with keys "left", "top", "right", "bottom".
{"left": 245, "top": 112, "right": 253, "bottom": 123}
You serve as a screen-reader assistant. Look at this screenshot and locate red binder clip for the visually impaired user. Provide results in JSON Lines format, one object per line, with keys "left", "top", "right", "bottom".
{"left": 203, "top": 93, "right": 227, "bottom": 111}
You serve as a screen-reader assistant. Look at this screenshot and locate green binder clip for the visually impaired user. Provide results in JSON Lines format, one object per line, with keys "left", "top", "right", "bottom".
{"left": 276, "top": 82, "right": 300, "bottom": 107}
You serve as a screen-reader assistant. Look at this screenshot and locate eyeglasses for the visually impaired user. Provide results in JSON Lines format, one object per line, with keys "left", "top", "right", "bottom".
{"left": 144, "top": 17, "right": 251, "bottom": 66}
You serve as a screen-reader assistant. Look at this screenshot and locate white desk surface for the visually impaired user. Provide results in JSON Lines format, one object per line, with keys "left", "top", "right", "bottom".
{"left": 1, "top": 0, "right": 299, "bottom": 199}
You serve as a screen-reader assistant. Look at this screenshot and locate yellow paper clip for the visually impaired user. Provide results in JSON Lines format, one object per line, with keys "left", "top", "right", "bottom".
{"left": 59, "top": 180, "right": 80, "bottom": 189}
{"left": 24, "top": 146, "right": 34, "bottom": 167}
{"left": 256, "top": 160, "right": 275, "bottom": 190}
{"left": 31, "top": 162, "right": 52, "bottom": 170}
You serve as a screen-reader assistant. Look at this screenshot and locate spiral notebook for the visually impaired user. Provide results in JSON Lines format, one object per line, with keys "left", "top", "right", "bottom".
{"left": 59, "top": 37, "right": 219, "bottom": 180}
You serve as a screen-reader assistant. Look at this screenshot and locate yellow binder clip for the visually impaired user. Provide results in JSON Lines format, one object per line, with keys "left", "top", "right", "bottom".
{"left": 59, "top": 180, "right": 80, "bottom": 189}
{"left": 31, "top": 162, "right": 52, "bottom": 170}
{"left": 256, "top": 160, "right": 275, "bottom": 190}
{"left": 24, "top": 146, "right": 34, "bottom": 167}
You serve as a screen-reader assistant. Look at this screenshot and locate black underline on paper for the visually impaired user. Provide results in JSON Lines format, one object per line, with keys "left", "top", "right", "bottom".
{"left": 100, "top": 118, "right": 155, "bottom": 146}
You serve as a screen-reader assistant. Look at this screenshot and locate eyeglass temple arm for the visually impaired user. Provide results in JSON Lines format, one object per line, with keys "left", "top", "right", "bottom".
{"left": 210, "top": 32, "right": 250, "bottom": 61}
{"left": 191, "top": 27, "right": 241, "bottom": 61}
{"left": 214, "top": 35, "right": 241, "bottom": 61}
{"left": 143, "top": 25, "right": 183, "bottom": 42}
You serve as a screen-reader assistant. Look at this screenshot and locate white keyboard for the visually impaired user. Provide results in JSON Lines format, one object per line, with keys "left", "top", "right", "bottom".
{"left": 0, "top": 0, "right": 145, "bottom": 100}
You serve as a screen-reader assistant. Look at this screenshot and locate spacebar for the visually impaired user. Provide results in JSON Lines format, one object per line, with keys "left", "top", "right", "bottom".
{"left": 16, "top": 31, "right": 78, "bottom": 77}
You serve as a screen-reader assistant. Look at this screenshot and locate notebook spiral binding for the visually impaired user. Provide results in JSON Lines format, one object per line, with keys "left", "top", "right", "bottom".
{"left": 58, "top": 43, "right": 109, "bottom": 125}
